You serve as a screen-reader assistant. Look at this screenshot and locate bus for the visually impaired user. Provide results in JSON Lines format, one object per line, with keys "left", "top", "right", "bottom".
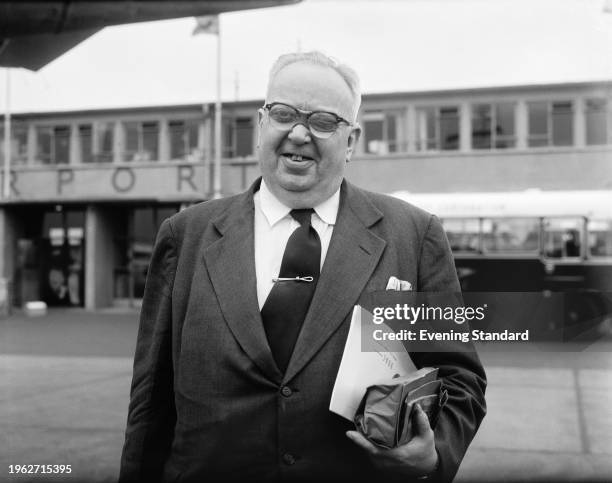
{"left": 390, "top": 189, "right": 612, "bottom": 334}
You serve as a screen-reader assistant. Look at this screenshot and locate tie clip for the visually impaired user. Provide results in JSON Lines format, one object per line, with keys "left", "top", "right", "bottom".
{"left": 272, "top": 276, "right": 314, "bottom": 283}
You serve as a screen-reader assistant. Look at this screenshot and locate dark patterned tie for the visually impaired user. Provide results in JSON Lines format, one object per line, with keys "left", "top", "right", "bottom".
{"left": 261, "top": 209, "right": 321, "bottom": 373}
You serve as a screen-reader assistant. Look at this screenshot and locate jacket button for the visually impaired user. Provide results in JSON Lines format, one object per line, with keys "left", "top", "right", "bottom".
{"left": 282, "top": 453, "right": 296, "bottom": 465}
{"left": 281, "top": 386, "right": 293, "bottom": 397}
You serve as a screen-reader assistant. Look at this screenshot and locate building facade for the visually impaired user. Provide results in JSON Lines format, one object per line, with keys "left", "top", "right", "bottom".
{"left": 1, "top": 81, "right": 611, "bottom": 309}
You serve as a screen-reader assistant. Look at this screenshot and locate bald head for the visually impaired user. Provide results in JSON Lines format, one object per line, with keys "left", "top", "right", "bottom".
{"left": 266, "top": 51, "right": 362, "bottom": 122}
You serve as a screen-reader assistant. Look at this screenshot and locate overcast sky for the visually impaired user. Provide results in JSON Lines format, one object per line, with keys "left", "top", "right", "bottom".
{"left": 2, "top": 0, "right": 612, "bottom": 113}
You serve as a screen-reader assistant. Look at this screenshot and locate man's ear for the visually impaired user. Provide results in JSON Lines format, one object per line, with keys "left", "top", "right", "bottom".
{"left": 346, "top": 123, "right": 361, "bottom": 162}
{"left": 256, "top": 108, "right": 264, "bottom": 148}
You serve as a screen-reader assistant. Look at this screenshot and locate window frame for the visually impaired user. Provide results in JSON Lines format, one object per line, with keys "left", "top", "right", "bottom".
{"left": 362, "top": 110, "right": 402, "bottom": 155}
{"left": 35, "top": 124, "right": 71, "bottom": 165}
{"left": 416, "top": 105, "right": 460, "bottom": 152}
{"left": 471, "top": 102, "right": 516, "bottom": 150}
{"left": 0, "top": 121, "right": 28, "bottom": 165}
{"left": 527, "top": 100, "right": 574, "bottom": 148}
{"left": 169, "top": 119, "right": 201, "bottom": 161}
{"left": 584, "top": 98, "right": 611, "bottom": 146}
{"left": 123, "top": 119, "right": 160, "bottom": 162}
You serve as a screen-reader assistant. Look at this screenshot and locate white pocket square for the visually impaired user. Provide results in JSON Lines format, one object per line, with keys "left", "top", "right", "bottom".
{"left": 385, "top": 276, "right": 412, "bottom": 291}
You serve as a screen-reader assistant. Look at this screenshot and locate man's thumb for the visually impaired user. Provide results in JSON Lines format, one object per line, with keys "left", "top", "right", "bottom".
{"left": 413, "top": 404, "right": 432, "bottom": 436}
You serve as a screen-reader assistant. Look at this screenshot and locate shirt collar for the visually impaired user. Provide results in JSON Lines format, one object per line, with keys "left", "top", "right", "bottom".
{"left": 259, "top": 179, "right": 340, "bottom": 227}
{"left": 259, "top": 180, "right": 291, "bottom": 227}
{"left": 313, "top": 186, "right": 340, "bottom": 226}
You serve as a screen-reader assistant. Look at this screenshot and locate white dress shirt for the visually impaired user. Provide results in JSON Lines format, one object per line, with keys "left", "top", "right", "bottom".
{"left": 254, "top": 180, "right": 339, "bottom": 309}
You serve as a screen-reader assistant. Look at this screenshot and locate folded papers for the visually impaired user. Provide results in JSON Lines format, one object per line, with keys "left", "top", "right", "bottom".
{"left": 354, "top": 367, "right": 448, "bottom": 448}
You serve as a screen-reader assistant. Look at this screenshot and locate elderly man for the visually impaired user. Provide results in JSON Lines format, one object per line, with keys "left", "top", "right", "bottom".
{"left": 119, "top": 51, "right": 486, "bottom": 483}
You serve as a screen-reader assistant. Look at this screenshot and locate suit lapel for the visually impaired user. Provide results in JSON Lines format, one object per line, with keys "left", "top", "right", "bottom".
{"left": 203, "top": 182, "right": 283, "bottom": 384}
{"left": 284, "top": 181, "right": 386, "bottom": 383}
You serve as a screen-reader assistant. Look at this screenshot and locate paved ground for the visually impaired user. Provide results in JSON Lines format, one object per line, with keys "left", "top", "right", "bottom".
{"left": 1, "top": 309, "right": 611, "bottom": 483}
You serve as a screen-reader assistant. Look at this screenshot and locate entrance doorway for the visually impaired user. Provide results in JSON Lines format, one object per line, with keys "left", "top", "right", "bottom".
{"left": 41, "top": 208, "right": 85, "bottom": 307}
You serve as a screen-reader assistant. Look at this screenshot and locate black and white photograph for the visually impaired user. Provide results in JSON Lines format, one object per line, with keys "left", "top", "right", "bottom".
{"left": 1, "top": 1, "right": 611, "bottom": 482}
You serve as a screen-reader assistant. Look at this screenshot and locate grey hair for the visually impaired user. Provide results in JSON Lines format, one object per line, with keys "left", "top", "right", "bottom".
{"left": 266, "top": 51, "right": 362, "bottom": 122}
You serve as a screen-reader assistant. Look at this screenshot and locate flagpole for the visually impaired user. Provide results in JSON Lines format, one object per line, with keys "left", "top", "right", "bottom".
{"left": 3, "top": 68, "right": 10, "bottom": 200}
{"left": 213, "top": 22, "right": 222, "bottom": 199}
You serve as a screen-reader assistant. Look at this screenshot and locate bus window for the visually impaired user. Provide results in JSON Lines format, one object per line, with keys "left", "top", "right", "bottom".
{"left": 442, "top": 218, "right": 480, "bottom": 252}
{"left": 543, "top": 218, "right": 583, "bottom": 258}
{"left": 481, "top": 218, "right": 540, "bottom": 253}
{"left": 588, "top": 220, "right": 612, "bottom": 257}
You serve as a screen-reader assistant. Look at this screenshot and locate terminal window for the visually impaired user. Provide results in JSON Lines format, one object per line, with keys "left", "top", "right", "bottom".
{"left": 416, "top": 106, "right": 459, "bottom": 151}
{"left": 36, "top": 125, "right": 70, "bottom": 164}
{"left": 124, "top": 121, "right": 159, "bottom": 162}
{"left": 0, "top": 122, "right": 28, "bottom": 165}
{"left": 79, "top": 125, "right": 93, "bottom": 163}
{"left": 585, "top": 98, "right": 610, "bottom": 145}
{"left": 472, "top": 103, "right": 516, "bottom": 149}
{"left": 95, "top": 122, "right": 114, "bottom": 163}
{"left": 79, "top": 123, "right": 114, "bottom": 164}
{"left": 224, "top": 117, "right": 254, "bottom": 158}
{"left": 528, "top": 101, "right": 574, "bottom": 147}
{"left": 169, "top": 119, "right": 199, "bottom": 160}
{"left": 362, "top": 111, "right": 400, "bottom": 154}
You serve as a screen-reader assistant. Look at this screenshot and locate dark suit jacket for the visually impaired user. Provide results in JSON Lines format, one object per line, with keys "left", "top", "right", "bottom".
{"left": 119, "top": 178, "right": 486, "bottom": 483}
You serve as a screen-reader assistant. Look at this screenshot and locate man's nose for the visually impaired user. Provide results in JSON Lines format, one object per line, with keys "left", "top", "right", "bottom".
{"left": 287, "top": 123, "right": 312, "bottom": 144}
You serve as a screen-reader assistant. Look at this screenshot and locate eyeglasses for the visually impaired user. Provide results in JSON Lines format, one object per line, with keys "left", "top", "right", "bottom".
{"left": 263, "top": 102, "right": 352, "bottom": 139}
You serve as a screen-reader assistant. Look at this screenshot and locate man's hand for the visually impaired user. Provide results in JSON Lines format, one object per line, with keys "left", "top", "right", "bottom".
{"left": 346, "top": 404, "right": 439, "bottom": 478}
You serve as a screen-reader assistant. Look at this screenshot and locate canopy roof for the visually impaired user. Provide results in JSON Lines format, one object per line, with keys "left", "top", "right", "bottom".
{"left": 0, "top": 0, "right": 299, "bottom": 70}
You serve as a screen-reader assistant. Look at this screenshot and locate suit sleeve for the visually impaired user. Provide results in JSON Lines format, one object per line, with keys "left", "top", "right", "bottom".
{"left": 119, "top": 219, "right": 178, "bottom": 483}
{"left": 412, "top": 215, "right": 487, "bottom": 483}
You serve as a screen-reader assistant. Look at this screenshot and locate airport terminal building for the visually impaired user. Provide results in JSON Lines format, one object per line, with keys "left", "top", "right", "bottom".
{"left": 1, "top": 80, "right": 611, "bottom": 309}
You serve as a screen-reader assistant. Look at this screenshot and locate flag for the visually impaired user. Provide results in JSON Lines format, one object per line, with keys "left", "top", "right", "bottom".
{"left": 192, "top": 15, "right": 219, "bottom": 35}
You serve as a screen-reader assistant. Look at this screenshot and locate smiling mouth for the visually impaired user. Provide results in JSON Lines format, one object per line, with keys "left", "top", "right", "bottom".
{"left": 281, "top": 153, "right": 315, "bottom": 162}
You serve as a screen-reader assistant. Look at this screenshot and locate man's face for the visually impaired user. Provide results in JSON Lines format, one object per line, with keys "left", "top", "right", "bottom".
{"left": 48, "top": 269, "right": 64, "bottom": 291}
{"left": 257, "top": 62, "right": 361, "bottom": 208}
